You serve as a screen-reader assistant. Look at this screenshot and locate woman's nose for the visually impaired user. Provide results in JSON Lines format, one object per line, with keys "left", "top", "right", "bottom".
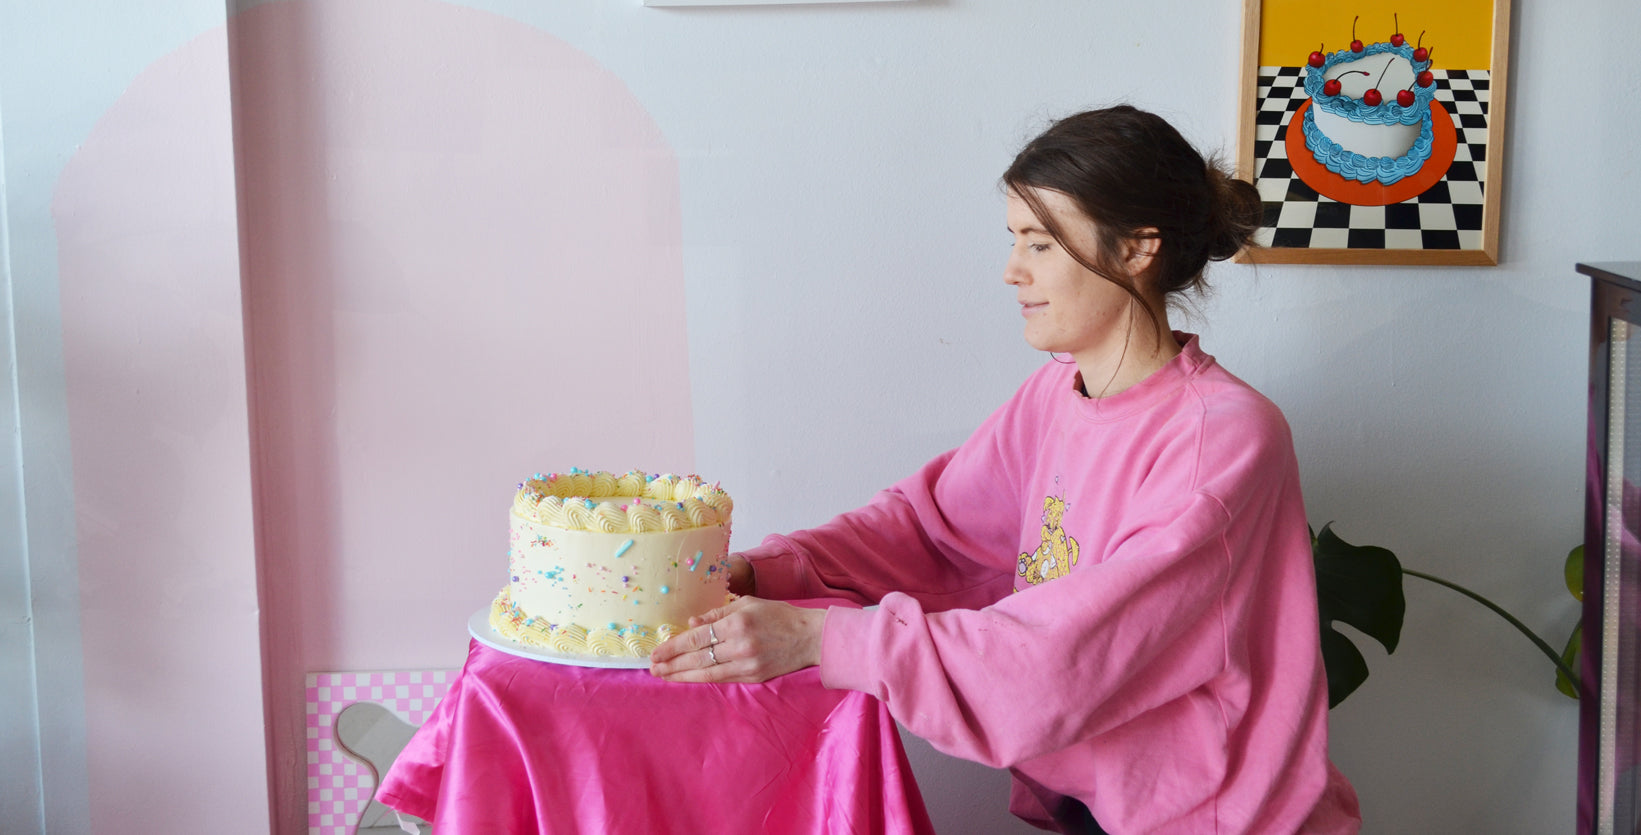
{"left": 1003, "top": 254, "right": 1026, "bottom": 286}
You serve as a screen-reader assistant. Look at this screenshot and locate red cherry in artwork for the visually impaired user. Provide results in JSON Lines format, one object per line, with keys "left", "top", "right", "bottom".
{"left": 1351, "top": 39, "right": 1364, "bottom": 53}
{"left": 1390, "top": 13, "right": 1405, "bottom": 46}
{"left": 1413, "top": 46, "right": 1429, "bottom": 62}
{"left": 1416, "top": 70, "right": 1434, "bottom": 87}
{"left": 1396, "top": 88, "right": 1415, "bottom": 107}
{"left": 1309, "top": 42, "right": 1326, "bottom": 67}
{"left": 1323, "top": 78, "right": 1342, "bottom": 96}
{"left": 1362, "top": 58, "right": 1393, "bottom": 107}
{"left": 1350, "top": 15, "right": 1364, "bottom": 52}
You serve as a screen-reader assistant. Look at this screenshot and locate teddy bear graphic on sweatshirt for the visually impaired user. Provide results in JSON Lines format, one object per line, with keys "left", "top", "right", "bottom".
{"left": 1018, "top": 495, "right": 1079, "bottom": 585}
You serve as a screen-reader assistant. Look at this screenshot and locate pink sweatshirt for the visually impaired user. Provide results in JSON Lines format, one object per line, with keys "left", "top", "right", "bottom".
{"left": 743, "top": 335, "right": 1362, "bottom": 834}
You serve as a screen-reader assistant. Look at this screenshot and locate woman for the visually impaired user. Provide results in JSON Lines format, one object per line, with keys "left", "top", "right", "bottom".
{"left": 651, "top": 105, "right": 1362, "bottom": 834}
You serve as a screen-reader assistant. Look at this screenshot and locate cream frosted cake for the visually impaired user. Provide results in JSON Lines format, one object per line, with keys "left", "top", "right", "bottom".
{"left": 1302, "top": 17, "right": 1437, "bottom": 185}
{"left": 489, "top": 469, "right": 734, "bottom": 659}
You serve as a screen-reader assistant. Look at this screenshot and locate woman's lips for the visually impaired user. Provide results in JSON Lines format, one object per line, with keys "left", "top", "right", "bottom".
{"left": 1020, "top": 301, "right": 1047, "bottom": 317}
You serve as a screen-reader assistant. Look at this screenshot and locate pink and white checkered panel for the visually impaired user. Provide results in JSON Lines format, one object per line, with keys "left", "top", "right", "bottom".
{"left": 306, "top": 670, "right": 454, "bottom": 835}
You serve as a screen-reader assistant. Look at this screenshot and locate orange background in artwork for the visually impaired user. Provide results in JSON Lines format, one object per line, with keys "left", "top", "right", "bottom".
{"left": 1259, "top": 0, "right": 1494, "bottom": 70}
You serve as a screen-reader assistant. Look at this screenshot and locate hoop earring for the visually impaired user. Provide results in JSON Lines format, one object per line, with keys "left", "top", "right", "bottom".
{"left": 1050, "top": 352, "right": 1076, "bottom": 364}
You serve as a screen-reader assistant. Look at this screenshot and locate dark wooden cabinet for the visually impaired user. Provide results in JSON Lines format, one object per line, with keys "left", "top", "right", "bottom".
{"left": 1581, "top": 261, "right": 1641, "bottom": 835}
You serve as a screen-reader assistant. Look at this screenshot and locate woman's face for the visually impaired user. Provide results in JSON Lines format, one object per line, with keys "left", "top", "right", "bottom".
{"left": 1004, "top": 188, "right": 1139, "bottom": 367}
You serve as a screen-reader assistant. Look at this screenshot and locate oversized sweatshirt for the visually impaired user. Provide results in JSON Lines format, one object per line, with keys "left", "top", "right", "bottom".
{"left": 742, "top": 335, "right": 1362, "bottom": 834}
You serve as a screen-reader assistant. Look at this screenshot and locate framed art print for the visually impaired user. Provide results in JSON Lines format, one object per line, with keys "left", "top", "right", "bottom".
{"left": 1236, "top": 0, "right": 1511, "bottom": 265}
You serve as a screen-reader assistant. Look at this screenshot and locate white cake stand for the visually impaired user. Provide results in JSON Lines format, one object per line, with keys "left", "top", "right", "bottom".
{"left": 467, "top": 608, "right": 652, "bottom": 669}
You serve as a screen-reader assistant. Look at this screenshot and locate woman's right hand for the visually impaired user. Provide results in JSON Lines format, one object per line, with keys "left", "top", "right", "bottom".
{"left": 727, "top": 554, "right": 756, "bottom": 596}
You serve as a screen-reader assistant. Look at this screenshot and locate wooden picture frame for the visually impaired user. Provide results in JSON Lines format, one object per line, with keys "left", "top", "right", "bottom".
{"left": 1235, "top": 0, "right": 1511, "bottom": 265}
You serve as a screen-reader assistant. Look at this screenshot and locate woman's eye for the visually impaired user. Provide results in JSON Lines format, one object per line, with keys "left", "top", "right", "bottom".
{"left": 1029, "top": 243, "right": 1052, "bottom": 253}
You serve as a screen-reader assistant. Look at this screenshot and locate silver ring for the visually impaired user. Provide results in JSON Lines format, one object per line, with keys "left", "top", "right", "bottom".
{"left": 708, "top": 624, "right": 719, "bottom": 645}
{"left": 707, "top": 645, "right": 719, "bottom": 665}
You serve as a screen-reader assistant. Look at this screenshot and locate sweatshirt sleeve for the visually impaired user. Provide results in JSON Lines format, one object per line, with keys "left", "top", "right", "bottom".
{"left": 816, "top": 414, "right": 1298, "bottom": 770}
{"left": 741, "top": 379, "right": 1035, "bottom": 610}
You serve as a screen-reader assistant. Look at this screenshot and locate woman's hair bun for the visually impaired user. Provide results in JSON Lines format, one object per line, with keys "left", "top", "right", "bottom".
{"left": 1205, "top": 163, "right": 1264, "bottom": 262}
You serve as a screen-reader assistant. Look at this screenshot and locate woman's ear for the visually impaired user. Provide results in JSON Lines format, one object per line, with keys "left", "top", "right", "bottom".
{"left": 1125, "top": 228, "right": 1162, "bottom": 274}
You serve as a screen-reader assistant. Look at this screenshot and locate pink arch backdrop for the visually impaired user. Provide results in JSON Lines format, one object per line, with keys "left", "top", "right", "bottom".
{"left": 54, "top": 0, "right": 695, "bottom": 830}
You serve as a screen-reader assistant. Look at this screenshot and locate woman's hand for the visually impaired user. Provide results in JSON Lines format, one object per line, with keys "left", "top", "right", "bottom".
{"left": 649, "top": 597, "right": 823, "bottom": 684}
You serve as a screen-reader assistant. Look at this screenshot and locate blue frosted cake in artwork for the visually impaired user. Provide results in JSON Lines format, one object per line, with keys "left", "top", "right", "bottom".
{"left": 1303, "top": 42, "right": 1436, "bottom": 185}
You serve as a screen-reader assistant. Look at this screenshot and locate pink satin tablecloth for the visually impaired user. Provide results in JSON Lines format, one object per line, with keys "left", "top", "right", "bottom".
{"left": 376, "top": 638, "right": 936, "bottom": 834}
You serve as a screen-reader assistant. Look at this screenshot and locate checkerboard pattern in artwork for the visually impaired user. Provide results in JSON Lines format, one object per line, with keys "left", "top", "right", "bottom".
{"left": 307, "top": 669, "right": 455, "bottom": 835}
{"left": 1252, "top": 65, "right": 1491, "bottom": 250}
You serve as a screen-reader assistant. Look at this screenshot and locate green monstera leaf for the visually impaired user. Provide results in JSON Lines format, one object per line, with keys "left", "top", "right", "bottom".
{"left": 1557, "top": 545, "right": 1584, "bottom": 699}
{"left": 1566, "top": 544, "right": 1585, "bottom": 601}
{"left": 1557, "top": 623, "right": 1583, "bottom": 699}
{"left": 1312, "top": 523, "right": 1406, "bottom": 708}
{"left": 1310, "top": 528, "right": 1581, "bottom": 706}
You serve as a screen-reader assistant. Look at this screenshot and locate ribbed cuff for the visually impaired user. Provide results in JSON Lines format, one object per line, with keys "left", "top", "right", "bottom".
{"left": 818, "top": 604, "right": 879, "bottom": 694}
{"left": 742, "top": 534, "right": 812, "bottom": 600}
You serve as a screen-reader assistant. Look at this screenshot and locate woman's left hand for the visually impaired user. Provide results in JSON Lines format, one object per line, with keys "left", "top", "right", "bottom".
{"left": 649, "top": 597, "right": 825, "bottom": 684}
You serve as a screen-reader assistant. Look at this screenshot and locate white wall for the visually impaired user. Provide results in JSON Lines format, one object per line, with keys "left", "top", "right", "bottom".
{"left": 3, "top": 0, "right": 1635, "bottom": 832}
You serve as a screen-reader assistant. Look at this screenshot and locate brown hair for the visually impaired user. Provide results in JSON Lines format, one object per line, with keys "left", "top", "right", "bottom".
{"left": 1002, "top": 105, "right": 1263, "bottom": 329}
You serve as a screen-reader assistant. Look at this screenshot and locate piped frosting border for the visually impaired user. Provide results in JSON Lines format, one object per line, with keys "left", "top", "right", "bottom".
{"left": 490, "top": 588, "right": 680, "bottom": 656}
{"left": 1301, "top": 108, "right": 1435, "bottom": 185}
{"left": 515, "top": 468, "right": 734, "bottom": 533}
